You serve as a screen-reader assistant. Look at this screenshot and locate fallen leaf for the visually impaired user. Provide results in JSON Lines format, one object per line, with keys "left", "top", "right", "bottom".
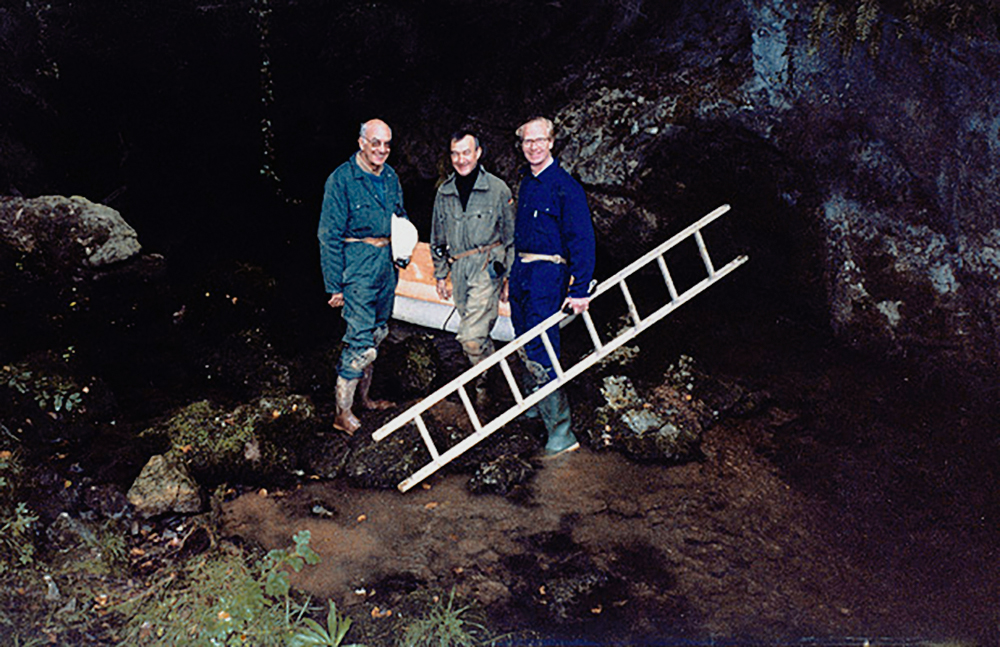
{"left": 258, "top": 489, "right": 268, "bottom": 497}
{"left": 357, "top": 514, "right": 367, "bottom": 522}
{"left": 130, "top": 547, "right": 145, "bottom": 557}
{"left": 424, "top": 502, "right": 439, "bottom": 510}
{"left": 591, "top": 604, "right": 602, "bottom": 614}
{"left": 271, "top": 410, "right": 281, "bottom": 419}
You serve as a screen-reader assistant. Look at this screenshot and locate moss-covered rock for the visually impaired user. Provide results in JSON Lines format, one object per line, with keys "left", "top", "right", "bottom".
{"left": 140, "top": 394, "right": 318, "bottom": 485}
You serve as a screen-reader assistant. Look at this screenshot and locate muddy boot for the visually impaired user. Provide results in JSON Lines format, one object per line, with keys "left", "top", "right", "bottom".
{"left": 357, "top": 365, "right": 393, "bottom": 411}
{"left": 538, "top": 389, "right": 579, "bottom": 458}
{"left": 333, "top": 376, "right": 361, "bottom": 435}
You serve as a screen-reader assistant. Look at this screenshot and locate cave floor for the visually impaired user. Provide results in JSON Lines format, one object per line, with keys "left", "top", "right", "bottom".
{"left": 221, "top": 324, "right": 999, "bottom": 646}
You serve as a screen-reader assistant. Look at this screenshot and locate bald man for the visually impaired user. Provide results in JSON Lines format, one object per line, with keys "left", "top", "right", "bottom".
{"left": 318, "top": 118, "right": 407, "bottom": 434}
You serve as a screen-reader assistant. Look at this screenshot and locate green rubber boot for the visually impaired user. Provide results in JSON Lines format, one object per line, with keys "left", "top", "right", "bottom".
{"left": 538, "top": 389, "right": 579, "bottom": 457}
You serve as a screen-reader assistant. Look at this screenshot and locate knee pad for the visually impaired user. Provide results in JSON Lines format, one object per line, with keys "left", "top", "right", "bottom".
{"left": 517, "top": 348, "right": 551, "bottom": 386}
{"left": 348, "top": 347, "right": 378, "bottom": 373}
{"left": 461, "top": 339, "right": 483, "bottom": 357}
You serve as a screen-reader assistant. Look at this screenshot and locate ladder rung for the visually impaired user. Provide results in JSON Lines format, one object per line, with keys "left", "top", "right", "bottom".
{"left": 413, "top": 414, "right": 439, "bottom": 460}
{"left": 581, "top": 310, "right": 603, "bottom": 352}
{"left": 619, "top": 279, "right": 642, "bottom": 326}
{"left": 456, "top": 384, "right": 483, "bottom": 432}
{"left": 694, "top": 230, "right": 715, "bottom": 277}
{"left": 657, "top": 254, "right": 679, "bottom": 301}
{"left": 539, "top": 330, "right": 565, "bottom": 379}
{"left": 499, "top": 357, "right": 524, "bottom": 405}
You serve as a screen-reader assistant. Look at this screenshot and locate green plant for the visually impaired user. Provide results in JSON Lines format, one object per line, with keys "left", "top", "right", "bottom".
{"left": 2, "top": 363, "right": 84, "bottom": 413}
{"left": 399, "top": 588, "right": 493, "bottom": 647}
{"left": 288, "top": 601, "right": 364, "bottom": 647}
{"left": 0, "top": 450, "right": 37, "bottom": 574}
{"left": 0, "top": 502, "right": 37, "bottom": 574}
{"left": 122, "top": 530, "right": 352, "bottom": 647}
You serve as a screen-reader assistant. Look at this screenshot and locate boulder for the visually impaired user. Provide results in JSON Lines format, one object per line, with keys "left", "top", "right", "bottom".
{"left": 585, "top": 375, "right": 704, "bottom": 463}
{"left": 127, "top": 454, "right": 203, "bottom": 518}
{"left": 0, "top": 195, "right": 140, "bottom": 272}
{"left": 138, "top": 394, "right": 319, "bottom": 485}
{"left": 467, "top": 455, "right": 535, "bottom": 496}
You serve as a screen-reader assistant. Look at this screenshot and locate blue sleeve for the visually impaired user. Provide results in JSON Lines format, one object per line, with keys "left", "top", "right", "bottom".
{"left": 559, "top": 176, "right": 596, "bottom": 298}
{"left": 318, "top": 170, "right": 347, "bottom": 295}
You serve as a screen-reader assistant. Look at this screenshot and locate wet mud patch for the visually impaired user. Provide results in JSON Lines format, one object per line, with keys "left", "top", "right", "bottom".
{"left": 220, "top": 413, "right": 994, "bottom": 644}
{"left": 218, "top": 313, "right": 999, "bottom": 645}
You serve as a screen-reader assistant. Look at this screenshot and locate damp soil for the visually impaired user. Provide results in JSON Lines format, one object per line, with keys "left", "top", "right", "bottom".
{"left": 220, "top": 314, "right": 1000, "bottom": 646}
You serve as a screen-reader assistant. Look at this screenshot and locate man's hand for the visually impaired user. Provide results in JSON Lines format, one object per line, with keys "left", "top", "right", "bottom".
{"left": 562, "top": 296, "right": 590, "bottom": 314}
{"left": 436, "top": 279, "right": 452, "bottom": 301}
{"left": 328, "top": 293, "right": 344, "bottom": 308}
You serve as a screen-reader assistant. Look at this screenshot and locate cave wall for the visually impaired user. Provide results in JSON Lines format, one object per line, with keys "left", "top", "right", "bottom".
{"left": 2, "top": 0, "right": 1000, "bottom": 382}
{"left": 548, "top": 0, "right": 1000, "bottom": 380}
{"left": 744, "top": 0, "right": 1000, "bottom": 378}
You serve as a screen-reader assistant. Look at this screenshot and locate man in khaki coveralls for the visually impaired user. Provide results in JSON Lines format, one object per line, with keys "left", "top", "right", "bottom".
{"left": 430, "top": 129, "right": 515, "bottom": 405}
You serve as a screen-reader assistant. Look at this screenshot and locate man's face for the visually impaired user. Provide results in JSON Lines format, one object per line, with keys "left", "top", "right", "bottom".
{"left": 358, "top": 122, "right": 392, "bottom": 172}
{"left": 520, "top": 120, "right": 553, "bottom": 169}
{"left": 449, "top": 135, "right": 482, "bottom": 177}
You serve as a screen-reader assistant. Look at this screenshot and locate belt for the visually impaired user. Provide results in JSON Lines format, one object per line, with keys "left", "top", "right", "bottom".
{"left": 344, "top": 237, "right": 390, "bottom": 248}
{"left": 448, "top": 240, "right": 502, "bottom": 263}
{"left": 518, "top": 252, "right": 566, "bottom": 264}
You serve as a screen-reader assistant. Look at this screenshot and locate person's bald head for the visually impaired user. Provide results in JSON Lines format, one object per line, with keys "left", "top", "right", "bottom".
{"left": 358, "top": 119, "right": 392, "bottom": 174}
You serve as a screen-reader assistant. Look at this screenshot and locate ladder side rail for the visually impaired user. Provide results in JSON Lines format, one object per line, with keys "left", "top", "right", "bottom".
{"left": 374, "top": 204, "right": 734, "bottom": 442}
{"left": 395, "top": 253, "right": 749, "bottom": 491}
{"left": 588, "top": 204, "right": 731, "bottom": 301}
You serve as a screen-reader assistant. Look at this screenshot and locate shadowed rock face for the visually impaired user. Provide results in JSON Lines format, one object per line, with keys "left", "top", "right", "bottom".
{"left": 0, "top": 196, "right": 141, "bottom": 271}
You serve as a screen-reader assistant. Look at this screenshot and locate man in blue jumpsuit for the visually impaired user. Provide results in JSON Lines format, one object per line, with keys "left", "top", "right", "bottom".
{"left": 318, "top": 118, "right": 405, "bottom": 435}
{"left": 509, "top": 116, "right": 596, "bottom": 457}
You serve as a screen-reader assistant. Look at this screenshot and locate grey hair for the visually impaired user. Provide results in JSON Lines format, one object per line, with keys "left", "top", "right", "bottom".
{"left": 515, "top": 116, "right": 555, "bottom": 141}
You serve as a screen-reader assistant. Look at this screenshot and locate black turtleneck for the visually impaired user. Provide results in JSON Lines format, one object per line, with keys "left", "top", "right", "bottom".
{"left": 455, "top": 165, "right": 480, "bottom": 211}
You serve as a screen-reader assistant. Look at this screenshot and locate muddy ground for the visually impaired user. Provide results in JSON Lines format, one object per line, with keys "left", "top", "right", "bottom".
{"left": 221, "top": 316, "right": 1000, "bottom": 646}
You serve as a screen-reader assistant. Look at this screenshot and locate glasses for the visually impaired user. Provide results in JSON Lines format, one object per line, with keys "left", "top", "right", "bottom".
{"left": 365, "top": 138, "right": 391, "bottom": 150}
{"left": 521, "top": 137, "right": 551, "bottom": 148}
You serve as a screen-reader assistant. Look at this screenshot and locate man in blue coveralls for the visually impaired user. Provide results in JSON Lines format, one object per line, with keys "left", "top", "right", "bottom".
{"left": 318, "top": 118, "right": 406, "bottom": 435}
{"left": 509, "top": 116, "right": 596, "bottom": 457}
